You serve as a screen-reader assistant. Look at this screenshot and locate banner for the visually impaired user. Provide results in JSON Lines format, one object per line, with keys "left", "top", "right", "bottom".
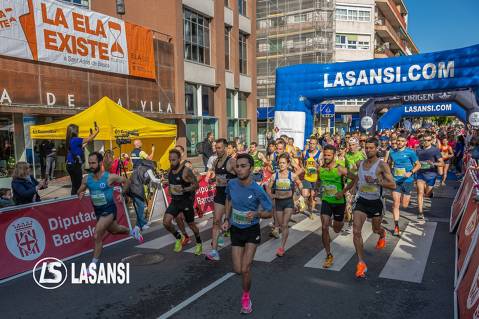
{"left": 0, "top": 190, "right": 131, "bottom": 282}
{"left": 450, "top": 169, "right": 475, "bottom": 232}
{"left": 456, "top": 199, "right": 479, "bottom": 285}
{"left": 274, "top": 111, "right": 306, "bottom": 149}
{"left": 0, "top": 0, "right": 155, "bottom": 79}
{"left": 456, "top": 230, "right": 479, "bottom": 319}
{"left": 194, "top": 175, "right": 215, "bottom": 218}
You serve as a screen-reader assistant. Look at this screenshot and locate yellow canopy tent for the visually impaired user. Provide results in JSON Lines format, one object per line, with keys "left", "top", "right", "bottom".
{"left": 30, "top": 96, "right": 176, "bottom": 170}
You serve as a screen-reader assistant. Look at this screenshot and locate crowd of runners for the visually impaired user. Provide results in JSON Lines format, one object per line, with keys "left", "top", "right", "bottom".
{"left": 82, "top": 121, "right": 477, "bottom": 315}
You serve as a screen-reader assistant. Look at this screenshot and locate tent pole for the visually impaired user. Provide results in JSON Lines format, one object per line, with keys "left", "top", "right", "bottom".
{"left": 32, "top": 142, "right": 36, "bottom": 179}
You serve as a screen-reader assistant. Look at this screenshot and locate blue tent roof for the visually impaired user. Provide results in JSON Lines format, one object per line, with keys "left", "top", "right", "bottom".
{"left": 257, "top": 106, "right": 275, "bottom": 120}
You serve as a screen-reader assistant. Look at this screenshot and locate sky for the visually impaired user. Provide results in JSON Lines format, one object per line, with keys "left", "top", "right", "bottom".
{"left": 404, "top": 0, "right": 479, "bottom": 53}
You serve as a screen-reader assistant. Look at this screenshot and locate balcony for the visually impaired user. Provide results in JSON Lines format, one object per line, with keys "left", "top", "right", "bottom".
{"left": 374, "top": 46, "right": 395, "bottom": 58}
{"left": 376, "top": 0, "right": 406, "bottom": 30}
{"left": 375, "top": 17, "right": 406, "bottom": 54}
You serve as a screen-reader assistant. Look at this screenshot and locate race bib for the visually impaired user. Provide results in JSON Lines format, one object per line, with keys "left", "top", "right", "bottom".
{"left": 306, "top": 167, "right": 317, "bottom": 176}
{"left": 323, "top": 185, "right": 338, "bottom": 196}
{"left": 91, "top": 192, "right": 107, "bottom": 206}
{"left": 276, "top": 178, "right": 291, "bottom": 191}
{"left": 232, "top": 208, "right": 252, "bottom": 225}
{"left": 359, "top": 184, "right": 379, "bottom": 194}
{"left": 170, "top": 184, "right": 184, "bottom": 195}
{"left": 420, "top": 161, "right": 432, "bottom": 170}
{"left": 394, "top": 167, "right": 407, "bottom": 177}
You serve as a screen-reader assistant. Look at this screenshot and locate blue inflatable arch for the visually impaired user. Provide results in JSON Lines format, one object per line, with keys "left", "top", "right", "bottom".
{"left": 275, "top": 45, "right": 479, "bottom": 140}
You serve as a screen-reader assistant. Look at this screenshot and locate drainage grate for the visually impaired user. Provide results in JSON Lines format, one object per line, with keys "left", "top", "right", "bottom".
{"left": 121, "top": 253, "right": 165, "bottom": 266}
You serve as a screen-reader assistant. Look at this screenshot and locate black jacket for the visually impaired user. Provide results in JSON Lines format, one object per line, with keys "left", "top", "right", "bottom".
{"left": 128, "top": 160, "right": 156, "bottom": 200}
{"left": 12, "top": 176, "right": 40, "bottom": 205}
{"left": 203, "top": 139, "right": 213, "bottom": 158}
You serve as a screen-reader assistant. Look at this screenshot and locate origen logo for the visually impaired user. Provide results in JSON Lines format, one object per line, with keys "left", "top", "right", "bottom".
{"left": 33, "top": 257, "right": 68, "bottom": 290}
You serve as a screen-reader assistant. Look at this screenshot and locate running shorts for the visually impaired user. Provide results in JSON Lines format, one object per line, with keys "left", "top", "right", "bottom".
{"left": 275, "top": 197, "right": 295, "bottom": 211}
{"left": 165, "top": 199, "right": 195, "bottom": 223}
{"left": 353, "top": 196, "right": 383, "bottom": 219}
{"left": 302, "top": 180, "right": 317, "bottom": 190}
{"left": 320, "top": 201, "right": 346, "bottom": 222}
{"left": 230, "top": 224, "right": 261, "bottom": 247}
{"left": 214, "top": 186, "right": 227, "bottom": 205}
{"left": 416, "top": 172, "right": 437, "bottom": 187}
{"left": 394, "top": 180, "right": 414, "bottom": 195}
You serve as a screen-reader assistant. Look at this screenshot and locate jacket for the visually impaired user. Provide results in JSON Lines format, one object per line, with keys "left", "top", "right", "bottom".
{"left": 12, "top": 176, "right": 40, "bottom": 205}
{"left": 128, "top": 160, "right": 156, "bottom": 200}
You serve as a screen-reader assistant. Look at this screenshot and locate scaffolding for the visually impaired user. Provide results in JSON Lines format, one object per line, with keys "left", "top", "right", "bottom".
{"left": 256, "top": 0, "right": 335, "bottom": 108}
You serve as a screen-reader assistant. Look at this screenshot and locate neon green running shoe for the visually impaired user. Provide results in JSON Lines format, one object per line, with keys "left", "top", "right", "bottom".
{"left": 194, "top": 243, "right": 203, "bottom": 256}
{"left": 174, "top": 235, "right": 184, "bottom": 252}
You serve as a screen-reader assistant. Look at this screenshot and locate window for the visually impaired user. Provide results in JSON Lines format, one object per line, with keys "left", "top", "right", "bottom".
{"left": 335, "top": 7, "right": 371, "bottom": 22}
{"left": 201, "top": 86, "right": 214, "bottom": 116}
{"left": 239, "top": 32, "right": 248, "bottom": 74}
{"left": 183, "top": 8, "right": 210, "bottom": 64}
{"left": 238, "top": 0, "right": 247, "bottom": 16}
{"left": 227, "top": 90, "right": 235, "bottom": 117}
{"left": 60, "top": 0, "right": 89, "bottom": 7}
{"left": 238, "top": 92, "right": 248, "bottom": 118}
{"left": 336, "top": 34, "right": 370, "bottom": 50}
{"left": 185, "top": 83, "right": 197, "bottom": 115}
{"left": 225, "top": 27, "right": 230, "bottom": 70}
{"left": 224, "top": 0, "right": 229, "bottom": 7}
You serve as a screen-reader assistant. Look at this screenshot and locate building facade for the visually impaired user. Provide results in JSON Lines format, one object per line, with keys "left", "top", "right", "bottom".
{"left": 0, "top": 0, "right": 257, "bottom": 180}
{"left": 256, "top": 0, "right": 417, "bottom": 136}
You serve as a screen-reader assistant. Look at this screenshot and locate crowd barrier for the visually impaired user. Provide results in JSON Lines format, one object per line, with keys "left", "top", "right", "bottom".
{"left": 0, "top": 189, "right": 131, "bottom": 283}
{"left": 452, "top": 161, "right": 479, "bottom": 318}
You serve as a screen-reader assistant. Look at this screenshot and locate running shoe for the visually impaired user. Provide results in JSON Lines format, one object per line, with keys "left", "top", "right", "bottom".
{"left": 174, "top": 235, "right": 184, "bottom": 252}
{"left": 308, "top": 211, "right": 315, "bottom": 220}
{"left": 130, "top": 226, "right": 144, "bottom": 243}
{"left": 270, "top": 227, "right": 280, "bottom": 239}
{"left": 194, "top": 243, "right": 203, "bottom": 256}
{"left": 355, "top": 261, "right": 368, "bottom": 278}
{"left": 205, "top": 249, "right": 220, "bottom": 261}
{"left": 217, "top": 234, "right": 225, "bottom": 247}
{"left": 323, "top": 253, "right": 334, "bottom": 268}
{"left": 276, "top": 247, "right": 285, "bottom": 257}
{"left": 224, "top": 230, "right": 231, "bottom": 238}
{"left": 393, "top": 225, "right": 400, "bottom": 237}
{"left": 240, "top": 296, "right": 253, "bottom": 314}
{"left": 375, "top": 230, "right": 386, "bottom": 250}
{"left": 418, "top": 213, "right": 425, "bottom": 220}
{"left": 181, "top": 235, "right": 191, "bottom": 246}
{"left": 142, "top": 224, "right": 150, "bottom": 231}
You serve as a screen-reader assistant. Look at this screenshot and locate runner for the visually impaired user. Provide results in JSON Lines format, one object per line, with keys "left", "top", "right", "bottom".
{"left": 318, "top": 145, "right": 355, "bottom": 268}
{"left": 344, "top": 137, "right": 366, "bottom": 230}
{"left": 206, "top": 138, "right": 237, "bottom": 261}
{"left": 302, "top": 136, "right": 321, "bottom": 217}
{"left": 439, "top": 135, "right": 454, "bottom": 186}
{"left": 267, "top": 153, "right": 303, "bottom": 257}
{"left": 222, "top": 153, "right": 273, "bottom": 314}
{"left": 162, "top": 149, "right": 202, "bottom": 255}
{"left": 351, "top": 138, "right": 396, "bottom": 278}
{"left": 249, "top": 142, "right": 268, "bottom": 184}
{"left": 416, "top": 133, "right": 444, "bottom": 219}
{"left": 388, "top": 133, "right": 421, "bottom": 236}
{"left": 77, "top": 152, "right": 143, "bottom": 271}
{"left": 378, "top": 136, "right": 391, "bottom": 162}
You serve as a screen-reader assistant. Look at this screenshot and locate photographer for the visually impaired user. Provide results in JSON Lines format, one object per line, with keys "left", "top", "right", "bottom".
{"left": 65, "top": 123, "right": 99, "bottom": 195}
{"left": 131, "top": 139, "right": 155, "bottom": 169}
{"left": 128, "top": 158, "right": 161, "bottom": 230}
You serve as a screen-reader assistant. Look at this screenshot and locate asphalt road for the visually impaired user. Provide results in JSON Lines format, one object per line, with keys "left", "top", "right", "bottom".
{"left": 0, "top": 183, "right": 457, "bottom": 319}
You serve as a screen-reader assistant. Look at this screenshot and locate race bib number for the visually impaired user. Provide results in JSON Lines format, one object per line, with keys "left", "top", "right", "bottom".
{"left": 359, "top": 184, "right": 379, "bottom": 194}
{"left": 420, "top": 161, "right": 432, "bottom": 170}
{"left": 394, "top": 167, "right": 407, "bottom": 177}
{"left": 91, "top": 192, "right": 107, "bottom": 206}
{"left": 323, "top": 185, "right": 338, "bottom": 196}
{"left": 276, "top": 178, "right": 291, "bottom": 191}
{"left": 170, "top": 184, "right": 184, "bottom": 195}
{"left": 232, "top": 208, "right": 252, "bottom": 225}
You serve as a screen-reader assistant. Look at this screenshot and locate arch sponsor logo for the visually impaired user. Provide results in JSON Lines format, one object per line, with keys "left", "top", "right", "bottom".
{"left": 5, "top": 217, "right": 46, "bottom": 261}
{"left": 33, "top": 257, "right": 68, "bottom": 290}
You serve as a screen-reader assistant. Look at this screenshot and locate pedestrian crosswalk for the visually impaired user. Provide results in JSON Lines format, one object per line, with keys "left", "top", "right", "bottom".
{"left": 136, "top": 215, "right": 440, "bottom": 284}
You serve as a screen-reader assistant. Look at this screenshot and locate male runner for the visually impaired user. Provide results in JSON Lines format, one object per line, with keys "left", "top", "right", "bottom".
{"left": 163, "top": 149, "right": 202, "bottom": 255}
{"left": 78, "top": 152, "right": 143, "bottom": 271}
{"left": 388, "top": 133, "right": 421, "bottom": 236}
{"left": 378, "top": 136, "right": 391, "bottom": 162}
{"left": 416, "top": 133, "right": 444, "bottom": 220}
{"left": 318, "top": 145, "right": 355, "bottom": 268}
{"left": 206, "top": 138, "right": 237, "bottom": 261}
{"left": 249, "top": 142, "right": 268, "bottom": 184}
{"left": 344, "top": 137, "right": 366, "bottom": 230}
{"left": 222, "top": 153, "right": 273, "bottom": 314}
{"left": 351, "top": 138, "right": 396, "bottom": 278}
{"left": 302, "top": 137, "right": 321, "bottom": 216}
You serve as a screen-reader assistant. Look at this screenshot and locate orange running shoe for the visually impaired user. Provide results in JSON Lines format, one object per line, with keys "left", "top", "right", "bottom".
{"left": 355, "top": 261, "right": 367, "bottom": 278}
{"left": 375, "top": 230, "right": 386, "bottom": 250}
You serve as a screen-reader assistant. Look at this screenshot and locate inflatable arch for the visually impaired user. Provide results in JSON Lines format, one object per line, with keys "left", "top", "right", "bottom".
{"left": 275, "top": 44, "right": 479, "bottom": 146}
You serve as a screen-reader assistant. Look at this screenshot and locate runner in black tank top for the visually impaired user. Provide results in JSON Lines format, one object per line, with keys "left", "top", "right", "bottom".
{"left": 163, "top": 149, "right": 202, "bottom": 255}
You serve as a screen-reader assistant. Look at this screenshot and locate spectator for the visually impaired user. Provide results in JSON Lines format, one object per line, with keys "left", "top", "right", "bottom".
{"left": 197, "top": 132, "right": 214, "bottom": 169}
{"left": 66, "top": 123, "right": 99, "bottom": 195}
{"left": 0, "top": 188, "right": 14, "bottom": 208}
{"left": 455, "top": 135, "right": 466, "bottom": 174}
{"left": 131, "top": 139, "right": 155, "bottom": 169}
{"left": 45, "top": 140, "right": 57, "bottom": 182}
{"left": 11, "top": 162, "right": 44, "bottom": 205}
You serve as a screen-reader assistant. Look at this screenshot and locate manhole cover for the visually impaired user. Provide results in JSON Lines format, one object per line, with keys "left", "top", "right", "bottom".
{"left": 121, "top": 253, "right": 165, "bottom": 266}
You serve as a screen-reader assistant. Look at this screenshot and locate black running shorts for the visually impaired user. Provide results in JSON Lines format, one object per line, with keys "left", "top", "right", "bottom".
{"left": 230, "top": 224, "right": 261, "bottom": 247}
{"left": 165, "top": 199, "right": 195, "bottom": 223}
{"left": 353, "top": 196, "right": 383, "bottom": 219}
{"left": 320, "top": 201, "right": 346, "bottom": 222}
